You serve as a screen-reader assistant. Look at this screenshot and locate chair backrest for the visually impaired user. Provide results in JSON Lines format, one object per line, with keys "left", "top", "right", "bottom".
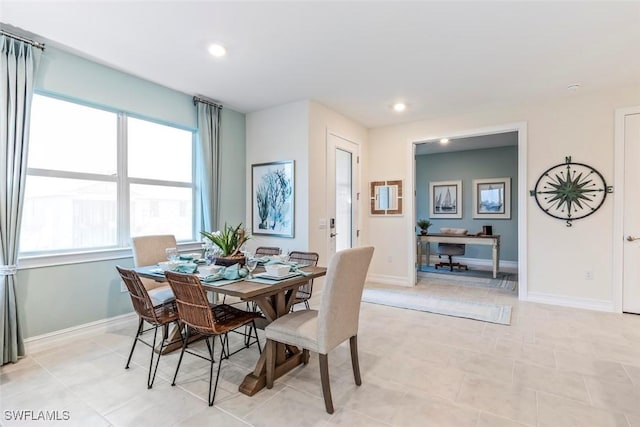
{"left": 437, "top": 243, "right": 465, "bottom": 256}
{"left": 255, "top": 246, "right": 281, "bottom": 256}
{"left": 116, "top": 266, "right": 161, "bottom": 324}
{"left": 131, "top": 235, "right": 177, "bottom": 267}
{"left": 164, "top": 271, "right": 218, "bottom": 335}
{"left": 288, "top": 251, "right": 319, "bottom": 267}
{"left": 317, "top": 246, "right": 374, "bottom": 354}
{"left": 289, "top": 251, "right": 320, "bottom": 298}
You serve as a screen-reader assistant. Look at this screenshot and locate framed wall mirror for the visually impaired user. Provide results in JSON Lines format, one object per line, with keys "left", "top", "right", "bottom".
{"left": 370, "top": 180, "right": 403, "bottom": 215}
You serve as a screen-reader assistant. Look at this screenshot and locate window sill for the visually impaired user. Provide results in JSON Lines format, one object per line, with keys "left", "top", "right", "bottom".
{"left": 18, "top": 241, "right": 204, "bottom": 270}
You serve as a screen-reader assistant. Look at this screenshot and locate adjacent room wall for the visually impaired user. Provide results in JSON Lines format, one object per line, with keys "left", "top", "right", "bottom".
{"left": 416, "top": 146, "right": 518, "bottom": 262}
{"left": 366, "top": 84, "right": 640, "bottom": 310}
{"left": 18, "top": 46, "right": 246, "bottom": 339}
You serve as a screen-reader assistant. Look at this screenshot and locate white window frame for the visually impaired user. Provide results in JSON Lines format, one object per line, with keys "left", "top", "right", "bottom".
{"left": 19, "top": 93, "right": 202, "bottom": 268}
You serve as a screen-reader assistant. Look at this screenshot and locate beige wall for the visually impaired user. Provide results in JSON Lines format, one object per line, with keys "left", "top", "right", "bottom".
{"left": 246, "top": 101, "right": 310, "bottom": 252}
{"left": 246, "top": 100, "right": 367, "bottom": 265}
{"left": 366, "top": 85, "right": 640, "bottom": 309}
{"left": 308, "top": 101, "right": 368, "bottom": 265}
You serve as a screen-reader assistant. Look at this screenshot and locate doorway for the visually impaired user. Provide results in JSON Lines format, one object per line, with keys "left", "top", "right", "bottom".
{"left": 406, "top": 122, "right": 528, "bottom": 299}
{"left": 615, "top": 106, "right": 640, "bottom": 313}
{"left": 326, "top": 131, "right": 360, "bottom": 261}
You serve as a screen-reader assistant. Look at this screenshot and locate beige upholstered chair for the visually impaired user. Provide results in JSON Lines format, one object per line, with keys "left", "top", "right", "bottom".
{"left": 265, "top": 246, "right": 374, "bottom": 414}
{"left": 131, "top": 235, "right": 177, "bottom": 305}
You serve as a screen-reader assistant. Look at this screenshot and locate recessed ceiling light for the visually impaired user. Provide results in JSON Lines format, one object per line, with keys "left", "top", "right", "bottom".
{"left": 208, "top": 44, "right": 227, "bottom": 57}
{"left": 392, "top": 103, "right": 406, "bottom": 112}
{"left": 440, "top": 138, "right": 449, "bottom": 144}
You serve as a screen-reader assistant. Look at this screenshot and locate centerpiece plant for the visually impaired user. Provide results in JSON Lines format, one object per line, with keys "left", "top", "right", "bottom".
{"left": 200, "top": 223, "right": 250, "bottom": 258}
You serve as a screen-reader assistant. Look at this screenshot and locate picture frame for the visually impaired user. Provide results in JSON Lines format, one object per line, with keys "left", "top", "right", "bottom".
{"left": 252, "top": 160, "right": 295, "bottom": 237}
{"left": 429, "top": 180, "right": 462, "bottom": 218}
{"left": 473, "top": 177, "right": 510, "bottom": 219}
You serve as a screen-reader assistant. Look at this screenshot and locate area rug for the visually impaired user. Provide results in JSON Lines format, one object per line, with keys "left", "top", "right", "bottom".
{"left": 362, "top": 288, "right": 512, "bottom": 325}
{"left": 418, "top": 265, "right": 517, "bottom": 291}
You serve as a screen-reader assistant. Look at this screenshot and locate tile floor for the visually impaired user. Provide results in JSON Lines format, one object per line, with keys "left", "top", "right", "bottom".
{"left": 3, "top": 274, "right": 640, "bottom": 426}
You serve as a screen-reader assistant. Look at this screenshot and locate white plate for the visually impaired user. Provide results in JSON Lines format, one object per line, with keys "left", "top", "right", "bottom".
{"left": 254, "top": 272, "right": 301, "bottom": 281}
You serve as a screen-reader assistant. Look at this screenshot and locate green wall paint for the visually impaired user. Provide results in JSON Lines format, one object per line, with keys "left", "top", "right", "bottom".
{"left": 18, "top": 46, "right": 246, "bottom": 339}
{"left": 416, "top": 146, "right": 518, "bottom": 261}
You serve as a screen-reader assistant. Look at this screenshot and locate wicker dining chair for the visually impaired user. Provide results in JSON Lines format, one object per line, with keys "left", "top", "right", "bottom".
{"left": 289, "top": 251, "right": 320, "bottom": 310}
{"left": 116, "top": 266, "right": 182, "bottom": 389}
{"left": 164, "top": 271, "right": 263, "bottom": 406}
{"left": 254, "top": 246, "right": 281, "bottom": 256}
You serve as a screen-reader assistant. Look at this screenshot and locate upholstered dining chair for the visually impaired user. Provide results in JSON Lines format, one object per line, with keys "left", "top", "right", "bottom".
{"left": 164, "top": 271, "right": 263, "bottom": 406}
{"left": 264, "top": 246, "right": 374, "bottom": 414}
{"left": 254, "top": 246, "right": 281, "bottom": 257}
{"left": 116, "top": 266, "right": 182, "bottom": 389}
{"left": 131, "top": 235, "right": 177, "bottom": 305}
{"left": 288, "top": 251, "right": 320, "bottom": 310}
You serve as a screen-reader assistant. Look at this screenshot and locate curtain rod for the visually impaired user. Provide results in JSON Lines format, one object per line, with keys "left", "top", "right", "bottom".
{"left": 193, "top": 95, "right": 222, "bottom": 109}
{"left": 0, "top": 30, "right": 45, "bottom": 50}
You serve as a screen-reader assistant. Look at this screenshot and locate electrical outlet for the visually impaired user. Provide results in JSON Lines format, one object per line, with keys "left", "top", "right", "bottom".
{"left": 120, "top": 281, "right": 128, "bottom": 293}
{"left": 585, "top": 271, "right": 594, "bottom": 280}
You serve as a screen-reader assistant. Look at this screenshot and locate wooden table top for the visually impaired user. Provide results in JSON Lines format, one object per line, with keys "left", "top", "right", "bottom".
{"left": 135, "top": 265, "right": 327, "bottom": 300}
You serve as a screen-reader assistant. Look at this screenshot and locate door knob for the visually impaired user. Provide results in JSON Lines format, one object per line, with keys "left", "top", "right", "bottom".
{"left": 627, "top": 236, "right": 640, "bottom": 242}
{"left": 330, "top": 232, "right": 338, "bottom": 238}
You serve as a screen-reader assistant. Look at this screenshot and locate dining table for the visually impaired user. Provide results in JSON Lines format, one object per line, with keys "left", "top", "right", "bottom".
{"left": 135, "top": 263, "right": 327, "bottom": 396}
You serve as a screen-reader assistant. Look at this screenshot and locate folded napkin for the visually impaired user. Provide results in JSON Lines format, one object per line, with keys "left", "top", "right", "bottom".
{"left": 171, "top": 263, "right": 198, "bottom": 274}
{"left": 255, "top": 256, "right": 271, "bottom": 264}
{"left": 202, "top": 263, "right": 248, "bottom": 282}
{"left": 291, "top": 265, "right": 311, "bottom": 277}
{"left": 179, "top": 254, "right": 194, "bottom": 261}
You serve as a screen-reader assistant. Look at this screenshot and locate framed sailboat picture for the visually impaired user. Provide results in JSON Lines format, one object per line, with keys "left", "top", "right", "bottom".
{"left": 429, "top": 180, "right": 462, "bottom": 219}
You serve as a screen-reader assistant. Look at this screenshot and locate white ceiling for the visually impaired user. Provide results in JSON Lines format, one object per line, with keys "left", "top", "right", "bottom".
{"left": 2, "top": 1, "right": 639, "bottom": 128}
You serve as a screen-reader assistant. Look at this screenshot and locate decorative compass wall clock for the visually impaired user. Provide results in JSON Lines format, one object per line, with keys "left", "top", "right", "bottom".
{"left": 530, "top": 156, "right": 612, "bottom": 227}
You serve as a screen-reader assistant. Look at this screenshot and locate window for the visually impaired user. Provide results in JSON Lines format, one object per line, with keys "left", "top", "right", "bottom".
{"left": 20, "top": 94, "right": 196, "bottom": 255}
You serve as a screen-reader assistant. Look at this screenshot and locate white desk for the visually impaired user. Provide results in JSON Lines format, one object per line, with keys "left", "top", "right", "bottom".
{"left": 417, "top": 234, "right": 501, "bottom": 278}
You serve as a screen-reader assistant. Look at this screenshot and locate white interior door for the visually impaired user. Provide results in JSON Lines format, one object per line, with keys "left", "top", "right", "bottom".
{"left": 327, "top": 132, "right": 359, "bottom": 261}
{"left": 623, "top": 111, "right": 640, "bottom": 313}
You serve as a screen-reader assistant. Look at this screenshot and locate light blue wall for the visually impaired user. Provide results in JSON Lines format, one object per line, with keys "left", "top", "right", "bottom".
{"left": 18, "top": 47, "right": 246, "bottom": 339}
{"left": 416, "top": 146, "right": 518, "bottom": 261}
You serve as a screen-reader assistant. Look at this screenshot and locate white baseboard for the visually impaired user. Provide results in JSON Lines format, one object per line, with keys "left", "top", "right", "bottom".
{"left": 424, "top": 256, "right": 518, "bottom": 273}
{"left": 367, "top": 274, "right": 412, "bottom": 287}
{"left": 24, "top": 311, "right": 137, "bottom": 353}
{"left": 525, "top": 291, "right": 615, "bottom": 312}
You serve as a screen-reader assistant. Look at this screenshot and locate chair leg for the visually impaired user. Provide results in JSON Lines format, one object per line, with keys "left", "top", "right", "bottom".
{"left": 265, "top": 339, "right": 275, "bottom": 389}
{"left": 304, "top": 300, "right": 310, "bottom": 310}
{"left": 125, "top": 317, "right": 144, "bottom": 369}
{"left": 172, "top": 326, "right": 190, "bottom": 386}
{"left": 319, "top": 353, "right": 334, "bottom": 414}
{"left": 208, "top": 334, "right": 226, "bottom": 406}
{"left": 253, "top": 321, "right": 262, "bottom": 354}
{"left": 349, "top": 335, "right": 362, "bottom": 386}
{"left": 449, "top": 255, "right": 453, "bottom": 271}
{"left": 147, "top": 325, "right": 163, "bottom": 389}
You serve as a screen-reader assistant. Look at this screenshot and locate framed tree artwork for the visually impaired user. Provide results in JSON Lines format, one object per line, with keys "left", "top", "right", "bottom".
{"left": 252, "top": 160, "right": 295, "bottom": 237}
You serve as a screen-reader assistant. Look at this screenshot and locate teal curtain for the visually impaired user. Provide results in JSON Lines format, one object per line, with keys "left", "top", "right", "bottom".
{"left": 0, "top": 36, "right": 40, "bottom": 365}
{"left": 196, "top": 101, "right": 222, "bottom": 233}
